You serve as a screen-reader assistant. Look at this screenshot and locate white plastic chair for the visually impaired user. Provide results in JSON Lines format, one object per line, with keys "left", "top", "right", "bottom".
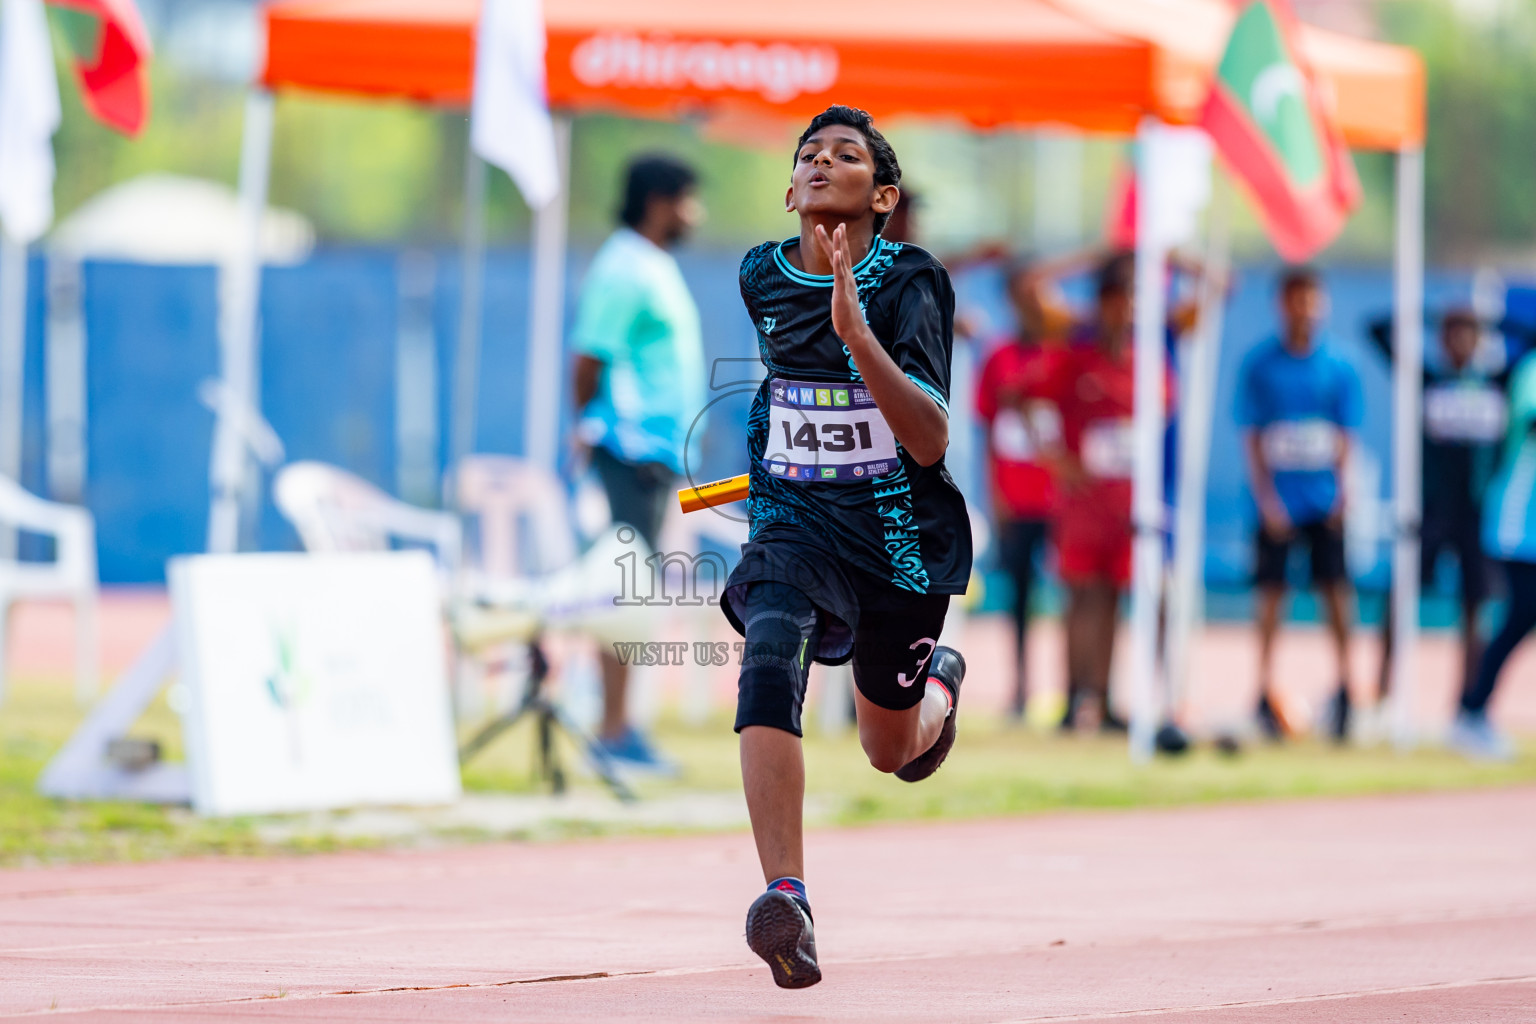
{"left": 0, "top": 474, "right": 99, "bottom": 705}
{"left": 454, "top": 455, "right": 578, "bottom": 583}
{"left": 452, "top": 456, "right": 585, "bottom": 721}
{"left": 273, "top": 461, "right": 461, "bottom": 576}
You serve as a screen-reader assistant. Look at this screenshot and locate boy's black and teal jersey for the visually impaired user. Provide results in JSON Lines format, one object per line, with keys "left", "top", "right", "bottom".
{"left": 736, "top": 235, "right": 972, "bottom": 595}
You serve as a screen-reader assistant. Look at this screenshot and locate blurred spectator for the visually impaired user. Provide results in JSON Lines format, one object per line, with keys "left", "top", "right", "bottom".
{"left": 1454, "top": 347, "right": 1536, "bottom": 760}
{"left": 1036, "top": 253, "right": 1176, "bottom": 732}
{"left": 1369, "top": 308, "right": 1528, "bottom": 709}
{"left": 571, "top": 154, "right": 706, "bottom": 773}
{"left": 975, "top": 259, "right": 1068, "bottom": 719}
{"left": 1237, "top": 267, "right": 1362, "bottom": 743}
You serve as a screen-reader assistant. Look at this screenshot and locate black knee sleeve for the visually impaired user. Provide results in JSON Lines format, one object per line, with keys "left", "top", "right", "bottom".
{"left": 733, "top": 582, "right": 824, "bottom": 737}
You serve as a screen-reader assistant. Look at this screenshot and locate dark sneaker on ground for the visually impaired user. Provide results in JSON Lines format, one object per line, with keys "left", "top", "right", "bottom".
{"left": 895, "top": 647, "right": 966, "bottom": 783}
{"left": 1324, "top": 684, "right": 1352, "bottom": 745}
{"left": 1100, "top": 708, "right": 1129, "bottom": 734}
{"left": 1058, "top": 684, "right": 1084, "bottom": 732}
{"left": 1255, "top": 692, "right": 1285, "bottom": 742}
{"left": 1154, "top": 721, "right": 1191, "bottom": 755}
{"left": 745, "top": 889, "right": 820, "bottom": 989}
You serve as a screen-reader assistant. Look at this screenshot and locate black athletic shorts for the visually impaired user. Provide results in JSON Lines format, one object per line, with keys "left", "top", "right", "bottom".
{"left": 723, "top": 523, "right": 951, "bottom": 712}
{"left": 1254, "top": 519, "right": 1347, "bottom": 588}
{"left": 1422, "top": 509, "right": 1490, "bottom": 606}
{"left": 590, "top": 445, "right": 675, "bottom": 553}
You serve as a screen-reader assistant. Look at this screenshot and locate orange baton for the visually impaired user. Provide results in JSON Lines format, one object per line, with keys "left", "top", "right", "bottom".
{"left": 678, "top": 473, "right": 750, "bottom": 513}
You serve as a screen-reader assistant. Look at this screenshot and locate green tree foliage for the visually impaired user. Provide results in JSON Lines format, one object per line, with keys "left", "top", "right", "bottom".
{"left": 1378, "top": 0, "right": 1536, "bottom": 260}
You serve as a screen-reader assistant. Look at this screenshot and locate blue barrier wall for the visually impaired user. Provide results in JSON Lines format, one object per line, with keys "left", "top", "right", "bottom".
{"left": 6, "top": 246, "right": 1488, "bottom": 584}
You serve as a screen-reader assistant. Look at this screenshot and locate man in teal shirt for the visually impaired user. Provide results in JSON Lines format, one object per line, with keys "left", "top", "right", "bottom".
{"left": 1455, "top": 349, "right": 1536, "bottom": 760}
{"left": 572, "top": 155, "right": 706, "bottom": 771}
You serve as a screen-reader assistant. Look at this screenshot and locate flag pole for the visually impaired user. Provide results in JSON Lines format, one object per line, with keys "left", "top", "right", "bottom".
{"left": 207, "top": 88, "right": 274, "bottom": 554}
{"left": 1166, "top": 180, "right": 1231, "bottom": 721}
{"left": 523, "top": 115, "right": 571, "bottom": 475}
{"left": 1129, "top": 119, "right": 1170, "bottom": 764}
{"left": 449, "top": 144, "right": 488, "bottom": 483}
{"left": 1389, "top": 145, "right": 1425, "bottom": 750}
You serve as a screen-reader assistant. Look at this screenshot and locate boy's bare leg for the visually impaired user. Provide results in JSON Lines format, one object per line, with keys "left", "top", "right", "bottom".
{"left": 853, "top": 684, "right": 950, "bottom": 774}
{"left": 1086, "top": 582, "right": 1119, "bottom": 715}
{"left": 1319, "top": 581, "right": 1354, "bottom": 690}
{"left": 1255, "top": 584, "right": 1285, "bottom": 699}
{"left": 598, "top": 651, "right": 628, "bottom": 741}
{"left": 740, "top": 726, "right": 805, "bottom": 884}
{"left": 1064, "top": 584, "right": 1092, "bottom": 718}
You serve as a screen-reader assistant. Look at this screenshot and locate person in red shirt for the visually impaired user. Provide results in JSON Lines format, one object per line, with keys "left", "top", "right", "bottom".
{"left": 976, "top": 260, "right": 1068, "bottom": 719}
{"left": 1038, "top": 252, "right": 1176, "bottom": 732}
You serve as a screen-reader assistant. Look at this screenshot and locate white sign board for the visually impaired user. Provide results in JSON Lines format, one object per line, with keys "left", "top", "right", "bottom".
{"left": 169, "top": 551, "right": 461, "bottom": 816}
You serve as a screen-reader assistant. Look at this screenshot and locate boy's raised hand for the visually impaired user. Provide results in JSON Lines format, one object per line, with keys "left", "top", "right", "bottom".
{"left": 815, "top": 222, "right": 868, "bottom": 345}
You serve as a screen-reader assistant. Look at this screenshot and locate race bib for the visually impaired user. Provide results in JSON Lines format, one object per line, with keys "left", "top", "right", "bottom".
{"left": 1424, "top": 384, "right": 1507, "bottom": 444}
{"left": 1080, "top": 418, "right": 1136, "bottom": 479}
{"left": 763, "top": 378, "right": 900, "bottom": 483}
{"left": 1261, "top": 419, "right": 1341, "bottom": 472}
{"left": 992, "top": 405, "right": 1061, "bottom": 462}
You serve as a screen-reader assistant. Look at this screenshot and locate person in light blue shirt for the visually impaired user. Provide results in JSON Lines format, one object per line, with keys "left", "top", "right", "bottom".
{"left": 1454, "top": 349, "right": 1536, "bottom": 760}
{"left": 1236, "top": 267, "right": 1364, "bottom": 743}
{"left": 571, "top": 155, "right": 706, "bottom": 772}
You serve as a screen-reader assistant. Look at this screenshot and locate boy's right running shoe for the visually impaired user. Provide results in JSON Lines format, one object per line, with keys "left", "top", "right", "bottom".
{"left": 745, "top": 889, "right": 820, "bottom": 989}
{"left": 895, "top": 647, "right": 966, "bottom": 782}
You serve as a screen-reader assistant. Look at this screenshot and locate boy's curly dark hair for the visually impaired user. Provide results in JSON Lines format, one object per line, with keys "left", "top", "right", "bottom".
{"left": 794, "top": 105, "right": 902, "bottom": 235}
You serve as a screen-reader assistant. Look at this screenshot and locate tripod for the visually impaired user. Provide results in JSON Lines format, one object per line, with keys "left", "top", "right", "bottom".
{"left": 458, "top": 637, "right": 636, "bottom": 803}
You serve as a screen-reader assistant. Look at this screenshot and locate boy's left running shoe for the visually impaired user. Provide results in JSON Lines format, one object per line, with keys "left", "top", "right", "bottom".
{"left": 745, "top": 889, "right": 820, "bottom": 989}
{"left": 895, "top": 647, "right": 966, "bottom": 783}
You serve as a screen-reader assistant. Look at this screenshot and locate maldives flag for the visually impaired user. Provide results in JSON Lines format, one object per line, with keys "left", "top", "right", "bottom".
{"left": 1200, "top": 0, "right": 1360, "bottom": 262}
{"left": 45, "top": 0, "right": 151, "bottom": 136}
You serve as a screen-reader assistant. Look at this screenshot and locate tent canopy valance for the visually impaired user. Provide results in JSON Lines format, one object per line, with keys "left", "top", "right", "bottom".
{"left": 260, "top": 0, "right": 1423, "bottom": 149}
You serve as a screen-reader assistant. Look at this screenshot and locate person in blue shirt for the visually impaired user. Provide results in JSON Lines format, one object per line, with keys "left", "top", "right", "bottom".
{"left": 1453, "top": 348, "right": 1536, "bottom": 760}
{"left": 1236, "top": 267, "right": 1364, "bottom": 743}
{"left": 571, "top": 155, "right": 706, "bottom": 772}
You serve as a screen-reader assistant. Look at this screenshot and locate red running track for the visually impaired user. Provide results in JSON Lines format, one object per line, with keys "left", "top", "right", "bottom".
{"left": 3, "top": 787, "right": 1534, "bottom": 1022}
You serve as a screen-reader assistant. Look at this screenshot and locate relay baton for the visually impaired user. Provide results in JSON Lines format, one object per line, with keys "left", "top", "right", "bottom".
{"left": 678, "top": 473, "right": 750, "bottom": 513}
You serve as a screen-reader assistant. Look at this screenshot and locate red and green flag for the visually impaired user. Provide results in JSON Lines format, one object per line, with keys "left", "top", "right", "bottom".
{"left": 1200, "top": 0, "right": 1359, "bottom": 262}
{"left": 45, "top": 0, "right": 151, "bottom": 136}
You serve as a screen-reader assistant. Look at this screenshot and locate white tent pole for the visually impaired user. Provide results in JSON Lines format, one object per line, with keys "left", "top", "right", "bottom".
{"left": 207, "top": 89, "right": 274, "bottom": 554}
{"left": 1390, "top": 146, "right": 1425, "bottom": 750}
{"left": 1129, "top": 119, "right": 1170, "bottom": 763}
{"left": 1166, "top": 183, "right": 1230, "bottom": 718}
{"left": 450, "top": 147, "right": 487, "bottom": 476}
{"left": 524, "top": 115, "right": 572, "bottom": 475}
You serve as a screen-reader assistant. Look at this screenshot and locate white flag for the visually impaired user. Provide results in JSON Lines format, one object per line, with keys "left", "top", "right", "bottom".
{"left": 471, "top": 0, "right": 559, "bottom": 209}
{"left": 0, "top": 0, "right": 61, "bottom": 243}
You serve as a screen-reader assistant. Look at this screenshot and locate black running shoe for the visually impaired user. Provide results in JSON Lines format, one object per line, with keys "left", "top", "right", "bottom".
{"left": 1058, "top": 684, "right": 1083, "bottom": 733}
{"left": 894, "top": 647, "right": 965, "bottom": 783}
{"left": 1100, "top": 708, "right": 1130, "bottom": 734}
{"left": 1324, "top": 684, "right": 1352, "bottom": 745}
{"left": 745, "top": 889, "right": 820, "bottom": 989}
{"left": 1256, "top": 692, "right": 1285, "bottom": 742}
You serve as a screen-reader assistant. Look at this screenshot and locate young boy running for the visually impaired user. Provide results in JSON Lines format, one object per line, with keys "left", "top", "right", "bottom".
{"left": 723, "top": 105, "right": 972, "bottom": 989}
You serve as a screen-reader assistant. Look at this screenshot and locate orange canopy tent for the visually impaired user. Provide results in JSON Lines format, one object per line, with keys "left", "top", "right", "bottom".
{"left": 260, "top": 0, "right": 1422, "bottom": 149}
{"left": 217, "top": 0, "right": 1429, "bottom": 753}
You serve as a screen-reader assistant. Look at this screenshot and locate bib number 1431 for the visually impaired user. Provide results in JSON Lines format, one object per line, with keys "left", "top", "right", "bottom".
{"left": 764, "top": 378, "right": 899, "bottom": 483}
{"left": 781, "top": 419, "right": 875, "bottom": 453}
